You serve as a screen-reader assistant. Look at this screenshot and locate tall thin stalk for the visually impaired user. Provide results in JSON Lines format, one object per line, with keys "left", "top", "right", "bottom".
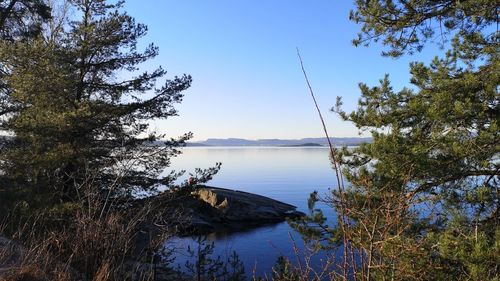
{"left": 297, "top": 48, "right": 360, "bottom": 280}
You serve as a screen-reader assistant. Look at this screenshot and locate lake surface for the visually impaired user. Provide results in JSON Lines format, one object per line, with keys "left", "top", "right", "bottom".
{"left": 166, "top": 147, "right": 342, "bottom": 277}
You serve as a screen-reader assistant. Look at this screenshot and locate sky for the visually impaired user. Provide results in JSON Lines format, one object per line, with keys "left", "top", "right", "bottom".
{"left": 123, "top": 0, "right": 443, "bottom": 141}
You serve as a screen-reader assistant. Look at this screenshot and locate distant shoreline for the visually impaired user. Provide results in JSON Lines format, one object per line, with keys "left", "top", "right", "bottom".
{"left": 184, "top": 137, "right": 371, "bottom": 147}
{"left": 186, "top": 143, "right": 327, "bottom": 147}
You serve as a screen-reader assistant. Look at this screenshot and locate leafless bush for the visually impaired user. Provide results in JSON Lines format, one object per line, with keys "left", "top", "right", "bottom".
{"left": 0, "top": 170, "right": 183, "bottom": 281}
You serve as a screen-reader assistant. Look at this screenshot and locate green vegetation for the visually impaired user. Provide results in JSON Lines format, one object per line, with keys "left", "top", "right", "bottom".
{"left": 183, "top": 236, "right": 245, "bottom": 281}
{"left": 0, "top": 0, "right": 192, "bottom": 212}
{"left": 291, "top": 0, "right": 499, "bottom": 280}
{"left": 0, "top": 0, "right": 51, "bottom": 41}
{"left": 0, "top": 0, "right": 216, "bottom": 280}
{"left": 0, "top": 0, "right": 498, "bottom": 280}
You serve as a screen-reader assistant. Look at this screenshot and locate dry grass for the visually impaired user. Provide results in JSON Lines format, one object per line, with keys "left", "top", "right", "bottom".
{"left": 0, "top": 188, "right": 180, "bottom": 281}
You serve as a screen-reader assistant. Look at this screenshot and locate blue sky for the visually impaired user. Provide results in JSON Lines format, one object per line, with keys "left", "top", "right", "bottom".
{"left": 124, "top": 0, "right": 442, "bottom": 141}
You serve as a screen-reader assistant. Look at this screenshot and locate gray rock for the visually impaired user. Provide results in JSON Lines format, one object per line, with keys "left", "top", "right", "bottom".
{"left": 178, "top": 186, "right": 304, "bottom": 235}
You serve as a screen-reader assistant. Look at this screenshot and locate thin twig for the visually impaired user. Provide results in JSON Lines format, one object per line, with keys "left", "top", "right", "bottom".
{"left": 297, "top": 48, "right": 358, "bottom": 280}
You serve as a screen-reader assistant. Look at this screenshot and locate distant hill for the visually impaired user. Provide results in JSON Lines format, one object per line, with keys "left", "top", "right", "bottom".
{"left": 187, "top": 137, "right": 371, "bottom": 147}
{"left": 185, "top": 142, "right": 211, "bottom": 147}
{"left": 279, "top": 143, "right": 323, "bottom": 147}
{"left": 1, "top": 136, "right": 369, "bottom": 148}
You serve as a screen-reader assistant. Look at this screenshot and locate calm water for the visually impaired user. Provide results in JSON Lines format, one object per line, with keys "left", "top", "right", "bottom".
{"left": 165, "top": 147, "right": 342, "bottom": 277}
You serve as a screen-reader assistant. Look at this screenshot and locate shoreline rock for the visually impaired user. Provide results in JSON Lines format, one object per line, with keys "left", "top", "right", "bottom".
{"left": 176, "top": 185, "right": 304, "bottom": 235}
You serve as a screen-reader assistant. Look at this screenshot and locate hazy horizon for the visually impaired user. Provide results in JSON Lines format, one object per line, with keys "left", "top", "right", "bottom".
{"left": 189, "top": 136, "right": 370, "bottom": 141}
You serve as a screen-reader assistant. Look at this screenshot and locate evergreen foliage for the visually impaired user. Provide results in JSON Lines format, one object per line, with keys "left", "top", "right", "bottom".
{"left": 184, "top": 236, "right": 245, "bottom": 281}
{"left": 0, "top": 0, "right": 51, "bottom": 40}
{"left": 0, "top": 0, "right": 193, "bottom": 213}
{"left": 0, "top": 1, "right": 215, "bottom": 279}
{"left": 0, "top": 0, "right": 52, "bottom": 151}
{"left": 293, "top": 0, "right": 499, "bottom": 280}
{"left": 350, "top": 0, "right": 499, "bottom": 57}
{"left": 0, "top": 0, "right": 497, "bottom": 279}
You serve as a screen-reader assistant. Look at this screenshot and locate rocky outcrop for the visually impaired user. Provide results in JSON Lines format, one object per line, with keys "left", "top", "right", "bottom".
{"left": 177, "top": 186, "right": 304, "bottom": 234}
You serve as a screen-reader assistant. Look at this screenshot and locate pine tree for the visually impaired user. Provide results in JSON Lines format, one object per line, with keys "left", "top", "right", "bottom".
{"left": 350, "top": 0, "right": 499, "bottom": 57}
{"left": 0, "top": 0, "right": 51, "bottom": 40}
{"left": 295, "top": 1, "right": 499, "bottom": 280}
{"left": 0, "top": 0, "right": 51, "bottom": 131}
{"left": 0, "top": 0, "right": 192, "bottom": 210}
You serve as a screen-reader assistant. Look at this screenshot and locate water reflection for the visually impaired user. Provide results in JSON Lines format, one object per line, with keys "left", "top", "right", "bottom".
{"left": 166, "top": 147, "right": 342, "bottom": 277}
